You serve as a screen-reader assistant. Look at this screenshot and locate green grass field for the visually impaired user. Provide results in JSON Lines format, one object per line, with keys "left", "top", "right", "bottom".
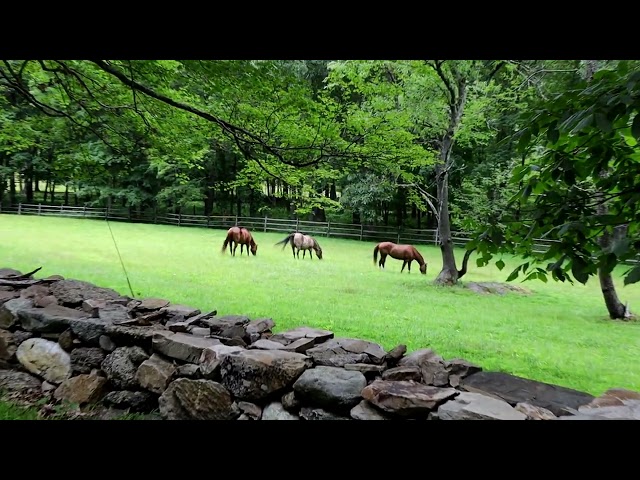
{"left": 1, "top": 213, "right": 640, "bottom": 397}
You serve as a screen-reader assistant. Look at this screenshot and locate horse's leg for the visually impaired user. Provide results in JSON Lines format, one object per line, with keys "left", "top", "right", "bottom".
{"left": 401, "top": 260, "right": 407, "bottom": 273}
{"left": 408, "top": 260, "right": 412, "bottom": 273}
{"left": 309, "top": 249, "right": 313, "bottom": 259}
{"left": 303, "top": 250, "right": 306, "bottom": 259}
{"left": 380, "top": 253, "right": 387, "bottom": 268}
{"left": 233, "top": 243, "right": 238, "bottom": 256}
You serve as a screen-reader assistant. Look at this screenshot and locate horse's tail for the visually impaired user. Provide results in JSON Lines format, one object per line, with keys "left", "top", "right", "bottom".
{"left": 221, "top": 234, "right": 230, "bottom": 253}
{"left": 373, "top": 244, "right": 380, "bottom": 265}
{"left": 275, "top": 233, "right": 294, "bottom": 250}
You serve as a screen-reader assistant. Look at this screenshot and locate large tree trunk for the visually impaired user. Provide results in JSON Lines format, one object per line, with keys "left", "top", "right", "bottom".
{"left": 584, "top": 60, "right": 630, "bottom": 319}
{"left": 431, "top": 63, "right": 475, "bottom": 286}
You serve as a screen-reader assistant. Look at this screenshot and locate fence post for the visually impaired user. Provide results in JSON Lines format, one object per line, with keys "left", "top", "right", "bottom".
{"left": 264, "top": 215, "right": 267, "bottom": 232}
{"left": 235, "top": 215, "right": 238, "bottom": 226}
{"left": 434, "top": 229, "right": 439, "bottom": 245}
{"left": 178, "top": 213, "right": 182, "bottom": 226}
{"left": 360, "top": 224, "right": 363, "bottom": 241}
{"left": 296, "top": 218, "right": 299, "bottom": 231}
{"left": 18, "top": 203, "right": 22, "bottom": 215}
{"left": 38, "top": 203, "right": 42, "bottom": 215}
{"left": 60, "top": 204, "right": 63, "bottom": 213}
{"left": 397, "top": 230, "right": 400, "bottom": 244}
{"left": 105, "top": 207, "right": 108, "bottom": 220}
{"left": 83, "top": 206, "right": 86, "bottom": 217}
{"left": 327, "top": 220, "right": 331, "bottom": 237}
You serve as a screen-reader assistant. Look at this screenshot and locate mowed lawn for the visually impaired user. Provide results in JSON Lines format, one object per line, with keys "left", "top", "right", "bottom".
{"left": 1, "top": 214, "right": 640, "bottom": 396}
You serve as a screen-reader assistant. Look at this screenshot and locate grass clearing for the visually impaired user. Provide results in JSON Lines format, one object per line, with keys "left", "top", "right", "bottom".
{"left": 1, "top": 213, "right": 640, "bottom": 396}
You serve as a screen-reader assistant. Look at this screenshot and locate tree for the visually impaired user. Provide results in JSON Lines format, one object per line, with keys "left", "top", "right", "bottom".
{"left": 471, "top": 60, "right": 640, "bottom": 319}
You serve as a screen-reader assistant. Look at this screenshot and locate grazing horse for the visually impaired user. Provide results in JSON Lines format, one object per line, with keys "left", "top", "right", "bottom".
{"left": 275, "top": 232, "right": 323, "bottom": 260}
{"left": 221, "top": 226, "right": 258, "bottom": 256}
{"left": 373, "top": 241, "right": 427, "bottom": 274}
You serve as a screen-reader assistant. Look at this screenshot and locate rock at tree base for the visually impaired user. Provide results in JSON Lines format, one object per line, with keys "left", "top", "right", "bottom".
{"left": 0, "top": 330, "right": 16, "bottom": 361}
{"left": 382, "top": 366, "right": 422, "bottom": 382}
{"left": 71, "top": 347, "right": 106, "bottom": 374}
{"left": 299, "top": 407, "right": 351, "bottom": 420}
{"left": 460, "top": 371, "right": 595, "bottom": 417}
{"left": 269, "top": 326, "right": 334, "bottom": 346}
{"left": 575, "top": 388, "right": 640, "bottom": 419}
{"left": 17, "top": 305, "right": 89, "bottom": 333}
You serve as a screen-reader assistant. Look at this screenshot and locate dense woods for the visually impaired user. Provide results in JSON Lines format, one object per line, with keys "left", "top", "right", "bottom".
{"left": 1, "top": 60, "right": 640, "bottom": 317}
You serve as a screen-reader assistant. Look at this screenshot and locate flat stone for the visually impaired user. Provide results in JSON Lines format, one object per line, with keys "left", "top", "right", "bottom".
{"left": 0, "top": 290, "right": 19, "bottom": 305}
{"left": 437, "top": 391, "right": 527, "bottom": 420}
{"left": 104, "top": 324, "right": 167, "bottom": 349}
{"left": 282, "top": 337, "right": 316, "bottom": 353}
{"left": 382, "top": 366, "right": 423, "bottom": 382}
{"left": 249, "top": 339, "right": 287, "bottom": 350}
{"left": 160, "top": 304, "right": 201, "bottom": 319}
{"left": 305, "top": 337, "right": 387, "bottom": 366}
{"left": 460, "top": 371, "right": 595, "bottom": 417}
{"left": 362, "top": 379, "right": 459, "bottom": 417}
{"left": 344, "top": 363, "right": 386, "bottom": 375}
{"left": 68, "top": 317, "right": 112, "bottom": 344}
{"left": 176, "top": 364, "right": 201, "bottom": 379}
{"left": 580, "top": 388, "right": 640, "bottom": 409}
{"left": 152, "top": 331, "right": 222, "bottom": 364}
{"left": 17, "top": 304, "right": 89, "bottom": 333}
{"left": 269, "top": 326, "right": 334, "bottom": 346}
{"left": 190, "top": 327, "right": 210, "bottom": 337}
{"left": 515, "top": 402, "right": 557, "bottom": 420}
{"left": 246, "top": 318, "right": 275, "bottom": 337}
{"left": 0, "top": 298, "right": 34, "bottom": 329}
{"left": 350, "top": 400, "right": 391, "bottom": 420}
{"left": 137, "top": 297, "right": 170, "bottom": 310}
{"left": 49, "top": 279, "right": 130, "bottom": 307}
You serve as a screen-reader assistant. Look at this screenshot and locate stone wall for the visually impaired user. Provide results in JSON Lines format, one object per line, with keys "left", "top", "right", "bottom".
{"left": 1, "top": 267, "right": 638, "bottom": 420}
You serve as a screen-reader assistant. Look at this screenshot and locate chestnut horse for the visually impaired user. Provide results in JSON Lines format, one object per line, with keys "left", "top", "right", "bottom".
{"left": 373, "top": 241, "right": 427, "bottom": 274}
{"left": 221, "top": 226, "right": 258, "bottom": 256}
{"left": 274, "top": 232, "right": 323, "bottom": 260}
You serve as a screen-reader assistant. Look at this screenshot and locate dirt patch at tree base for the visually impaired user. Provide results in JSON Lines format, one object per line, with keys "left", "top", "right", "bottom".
{"left": 463, "top": 282, "right": 532, "bottom": 296}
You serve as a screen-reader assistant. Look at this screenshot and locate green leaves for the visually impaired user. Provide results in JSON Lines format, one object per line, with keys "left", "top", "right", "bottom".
{"left": 623, "top": 265, "right": 640, "bottom": 285}
{"left": 631, "top": 114, "right": 640, "bottom": 141}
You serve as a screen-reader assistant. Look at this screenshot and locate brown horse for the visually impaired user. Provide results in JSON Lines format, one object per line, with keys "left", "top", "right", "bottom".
{"left": 221, "top": 226, "right": 258, "bottom": 256}
{"left": 275, "top": 232, "right": 323, "bottom": 260}
{"left": 373, "top": 241, "right": 427, "bottom": 274}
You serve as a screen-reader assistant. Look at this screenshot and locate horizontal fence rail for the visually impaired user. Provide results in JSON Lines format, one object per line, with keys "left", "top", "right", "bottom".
{"left": 1, "top": 202, "right": 637, "bottom": 265}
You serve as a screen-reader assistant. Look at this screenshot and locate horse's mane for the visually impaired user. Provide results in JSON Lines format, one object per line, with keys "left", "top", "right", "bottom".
{"left": 312, "top": 237, "right": 321, "bottom": 250}
{"left": 411, "top": 246, "right": 425, "bottom": 264}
